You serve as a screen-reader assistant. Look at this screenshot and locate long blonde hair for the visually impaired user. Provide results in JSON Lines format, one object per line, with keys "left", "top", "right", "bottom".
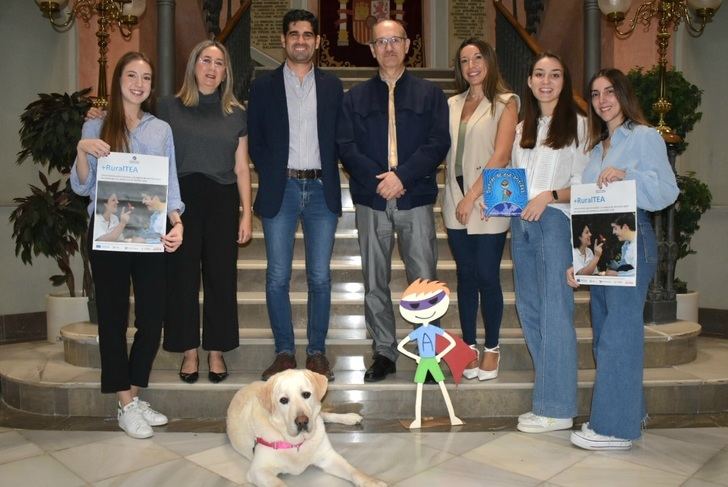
{"left": 176, "top": 40, "right": 241, "bottom": 115}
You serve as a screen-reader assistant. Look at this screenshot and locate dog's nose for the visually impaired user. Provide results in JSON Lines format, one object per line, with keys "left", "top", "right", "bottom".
{"left": 295, "top": 415, "right": 309, "bottom": 432}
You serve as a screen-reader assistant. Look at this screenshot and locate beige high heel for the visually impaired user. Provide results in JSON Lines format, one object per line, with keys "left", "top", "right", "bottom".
{"left": 477, "top": 345, "right": 500, "bottom": 381}
{"left": 462, "top": 344, "right": 479, "bottom": 380}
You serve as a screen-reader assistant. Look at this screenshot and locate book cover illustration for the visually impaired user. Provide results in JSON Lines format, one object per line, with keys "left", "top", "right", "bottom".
{"left": 482, "top": 168, "right": 528, "bottom": 217}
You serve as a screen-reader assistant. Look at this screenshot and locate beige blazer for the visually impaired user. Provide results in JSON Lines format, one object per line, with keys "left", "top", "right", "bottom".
{"left": 442, "top": 90, "right": 519, "bottom": 234}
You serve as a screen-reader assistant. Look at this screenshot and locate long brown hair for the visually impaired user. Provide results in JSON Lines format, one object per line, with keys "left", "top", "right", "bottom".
{"left": 587, "top": 68, "right": 649, "bottom": 150}
{"left": 453, "top": 38, "right": 511, "bottom": 116}
{"left": 100, "top": 51, "right": 154, "bottom": 152}
{"left": 520, "top": 52, "right": 584, "bottom": 149}
{"left": 177, "top": 40, "right": 241, "bottom": 115}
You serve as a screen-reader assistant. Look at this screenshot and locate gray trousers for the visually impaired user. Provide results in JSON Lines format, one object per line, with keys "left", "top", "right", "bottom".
{"left": 355, "top": 200, "right": 438, "bottom": 361}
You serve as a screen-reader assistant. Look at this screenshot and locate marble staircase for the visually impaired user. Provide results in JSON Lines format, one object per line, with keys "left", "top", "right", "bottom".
{"left": 1, "top": 68, "right": 725, "bottom": 424}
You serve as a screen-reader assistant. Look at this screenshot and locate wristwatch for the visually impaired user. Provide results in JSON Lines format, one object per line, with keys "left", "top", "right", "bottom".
{"left": 551, "top": 190, "right": 559, "bottom": 202}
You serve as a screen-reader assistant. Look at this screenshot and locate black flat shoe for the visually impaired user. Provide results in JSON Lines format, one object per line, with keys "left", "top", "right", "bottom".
{"left": 208, "top": 353, "right": 229, "bottom": 383}
{"left": 179, "top": 354, "right": 199, "bottom": 384}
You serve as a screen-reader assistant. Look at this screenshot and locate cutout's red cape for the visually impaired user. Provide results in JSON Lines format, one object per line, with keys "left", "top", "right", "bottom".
{"left": 435, "top": 334, "right": 477, "bottom": 384}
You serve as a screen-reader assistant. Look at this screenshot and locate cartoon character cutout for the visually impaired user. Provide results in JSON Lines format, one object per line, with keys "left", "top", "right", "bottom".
{"left": 397, "top": 279, "right": 464, "bottom": 429}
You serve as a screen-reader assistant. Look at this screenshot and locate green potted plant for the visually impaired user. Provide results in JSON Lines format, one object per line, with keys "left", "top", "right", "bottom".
{"left": 9, "top": 89, "right": 95, "bottom": 341}
{"left": 628, "top": 66, "right": 713, "bottom": 320}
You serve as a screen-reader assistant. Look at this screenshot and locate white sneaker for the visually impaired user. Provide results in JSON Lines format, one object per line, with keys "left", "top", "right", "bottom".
{"left": 117, "top": 401, "right": 153, "bottom": 439}
{"left": 518, "top": 411, "right": 536, "bottom": 423}
{"left": 570, "top": 425, "right": 632, "bottom": 450}
{"left": 517, "top": 414, "right": 573, "bottom": 433}
{"left": 133, "top": 397, "right": 168, "bottom": 426}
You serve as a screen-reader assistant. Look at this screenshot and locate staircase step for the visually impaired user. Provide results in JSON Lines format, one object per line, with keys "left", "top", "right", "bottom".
{"left": 2, "top": 335, "right": 723, "bottom": 419}
{"left": 134, "top": 291, "right": 592, "bottom": 329}
{"left": 250, "top": 206, "right": 456, "bottom": 232}
{"left": 239, "top": 230, "right": 486, "bottom": 261}
{"left": 61, "top": 321, "right": 700, "bottom": 372}
{"left": 236, "top": 258, "right": 516, "bottom": 292}
{"left": 252, "top": 182, "right": 447, "bottom": 210}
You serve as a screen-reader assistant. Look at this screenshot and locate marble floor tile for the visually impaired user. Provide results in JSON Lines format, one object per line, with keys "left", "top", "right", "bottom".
{"left": 19, "top": 430, "right": 118, "bottom": 452}
{"left": 93, "top": 458, "right": 237, "bottom": 487}
{"left": 682, "top": 478, "right": 727, "bottom": 487}
{"left": 648, "top": 427, "right": 728, "bottom": 449}
{"left": 49, "top": 435, "right": 179, "bottom": 483}
{"left": 462, "top": 432, "right": 587, "bottom": 481}
{"left": 692, "top": 447, "right": 728, "bottom": 486}
{"left": 595, "top": 430, "right": 724, "bottom": 477}
{"left": 0, "top": 453, "right": 86, "bottom": 487}
{"left": 0, "top": 430, "right": 44, "bottom": 465}
{"left": 186, "top": 443, "right": 250, "bottom": 485}
{"left": 403, "top": 431, "right": 506, "bottom": 455}
{"left": 548, "top": 455, "right": 687, "bottom": 487}
{"left": 395, "top": 455, "right": 540, "bottom": 487}
{"left": 328, "top": 432, "right": 453, "bottom": 483}
{"left": 151, "top": 432, "right": 229, "bottom": 456}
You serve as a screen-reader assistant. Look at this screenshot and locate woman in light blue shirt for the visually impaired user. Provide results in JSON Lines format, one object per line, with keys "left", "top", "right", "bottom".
{"left": 567, "top": 68, "right": 678, "bottom": 450}
{"left": 71, "top": 52, "right": 184, "bottom": 440}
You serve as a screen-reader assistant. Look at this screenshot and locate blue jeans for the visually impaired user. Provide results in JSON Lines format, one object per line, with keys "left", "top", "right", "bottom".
{"left": 511, "top": 207, "right": 577, "bottom": 418}
{"left": 588, "top": 210, "right": 657, "bottom": 440}
{"left": 446, "top": 228, "right": 507, "bottom": 349}
{"left": 262, "top": 178, "right": 338, "bottom": 356}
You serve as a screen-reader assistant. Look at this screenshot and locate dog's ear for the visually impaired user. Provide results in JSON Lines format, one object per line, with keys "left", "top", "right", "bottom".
{"left": 258, "top": 378, "right": 275, "bottom": 414}
{"left": 305, "top": 370, "right": 328, "bottom": 401}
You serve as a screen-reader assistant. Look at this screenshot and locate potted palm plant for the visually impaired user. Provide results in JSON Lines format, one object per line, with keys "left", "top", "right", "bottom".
{"left": 628, "top": 66, "right": 712, "bottom": 321}
{"left": 10, "top": 89, "right": 95, "bottom": 341}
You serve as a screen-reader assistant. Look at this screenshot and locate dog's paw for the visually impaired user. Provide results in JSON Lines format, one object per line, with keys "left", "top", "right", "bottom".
{"left": 338, "top": 413, "right": 363, "bottom": 425}
{"left": 353, "top": 471, "right": 387, "bottom": 487}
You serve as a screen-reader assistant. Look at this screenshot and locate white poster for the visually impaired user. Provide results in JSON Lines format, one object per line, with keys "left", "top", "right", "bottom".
{"left": 571, "top": 180, "right": 637, "bottom": 287}
{"left": 93, "top": 152, "right": 169, "bottom": 253}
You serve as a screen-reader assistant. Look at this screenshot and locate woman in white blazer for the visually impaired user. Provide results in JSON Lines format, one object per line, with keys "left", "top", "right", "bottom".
{"left": 442, "top": 38, "right": 518, "bottom": 380}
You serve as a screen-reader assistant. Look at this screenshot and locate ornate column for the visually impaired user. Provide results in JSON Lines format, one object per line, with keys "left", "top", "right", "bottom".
{"left": 157, "top": 0, "right": 175, "bottom": 97}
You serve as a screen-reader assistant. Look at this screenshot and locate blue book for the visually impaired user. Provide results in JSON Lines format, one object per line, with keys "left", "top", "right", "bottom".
{"left": 482, "top": 168, "right": 528, "bottom": 217}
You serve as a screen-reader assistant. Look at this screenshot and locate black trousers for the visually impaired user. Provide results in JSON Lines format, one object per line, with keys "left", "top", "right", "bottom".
{"left": 163, "top": 174, "right": 240, "bottom": 352}
{"left": 89, "top": 225, "right": 165, "bottom": 394}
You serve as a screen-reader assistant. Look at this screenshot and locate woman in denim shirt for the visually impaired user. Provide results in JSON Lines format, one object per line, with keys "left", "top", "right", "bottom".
{"left": 567, "top": 68, "right": 678, "bottom": 450}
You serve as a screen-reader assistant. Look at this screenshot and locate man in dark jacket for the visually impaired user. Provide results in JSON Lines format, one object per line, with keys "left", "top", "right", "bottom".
{"left": 248, "top": 9, "right": 343, "bottom": 381}
{"left": 337, "top": 19, "right": 450, "bottom": 382}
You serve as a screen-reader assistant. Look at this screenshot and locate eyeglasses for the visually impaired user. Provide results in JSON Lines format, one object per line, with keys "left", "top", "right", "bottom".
{"left": 198, "top": 57, "right": 225, "bottom": 69}
{"left": 371, "top": 36, "right": 406, "bottom": 48}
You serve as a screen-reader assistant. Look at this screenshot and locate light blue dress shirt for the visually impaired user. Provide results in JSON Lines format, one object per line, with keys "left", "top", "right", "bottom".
{"left": 70, "top": 113, "right": 185, "bottom": 218}
{"left": 283, "top": 62, "right": 321, "bottom": 170}
{"left": 582, "top": 123, "right": 678, "bottom": 212}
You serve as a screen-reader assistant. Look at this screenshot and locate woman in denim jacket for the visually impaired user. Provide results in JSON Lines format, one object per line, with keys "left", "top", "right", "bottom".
{"left": 567, "top": 68, "right": 678, "bottom": 450}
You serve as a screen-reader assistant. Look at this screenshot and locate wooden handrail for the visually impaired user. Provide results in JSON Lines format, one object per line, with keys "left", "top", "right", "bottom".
{"left": 493, "top": 0, "right": 588, "bottom": 112}
{"left": 217, "top": 0, "right": 252, "bottom": 43}
{"left": 494, "top": 0, "right": 543, "bottom": 56}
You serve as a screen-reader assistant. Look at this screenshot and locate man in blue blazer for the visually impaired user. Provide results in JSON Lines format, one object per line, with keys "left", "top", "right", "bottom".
{"left": 248, "top": 9, "right": 343, "bottom": 381}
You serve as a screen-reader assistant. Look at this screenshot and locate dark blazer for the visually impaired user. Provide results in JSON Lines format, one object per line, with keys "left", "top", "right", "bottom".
{"left": 248, "top": 65, "right": 343, "bottom": 217}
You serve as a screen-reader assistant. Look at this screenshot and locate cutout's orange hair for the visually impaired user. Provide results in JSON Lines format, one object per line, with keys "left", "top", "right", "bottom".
{"left": 402, "top": 279, "right": 450, "bottom": 298}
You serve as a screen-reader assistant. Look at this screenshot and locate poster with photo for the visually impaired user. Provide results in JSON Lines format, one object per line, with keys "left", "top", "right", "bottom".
{"left": 93, "top": 152, "right": 169, "bottom": 253}
{"left": 570, "top": 180, "right": 637, "bottom": 287}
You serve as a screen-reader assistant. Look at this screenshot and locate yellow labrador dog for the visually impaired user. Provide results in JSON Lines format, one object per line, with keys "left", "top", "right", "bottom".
{"left": 227, "top": 369, "right": 386, "bottom": 487}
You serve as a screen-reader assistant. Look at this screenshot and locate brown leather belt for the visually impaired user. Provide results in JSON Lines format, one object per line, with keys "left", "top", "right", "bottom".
{"left": 287, "top": 168, "right": 322, "bottom": 180}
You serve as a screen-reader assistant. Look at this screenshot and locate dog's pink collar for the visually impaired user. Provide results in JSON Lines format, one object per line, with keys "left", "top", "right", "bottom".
{"left": 255, "top": 437, "right": 304, "bottom": 451}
